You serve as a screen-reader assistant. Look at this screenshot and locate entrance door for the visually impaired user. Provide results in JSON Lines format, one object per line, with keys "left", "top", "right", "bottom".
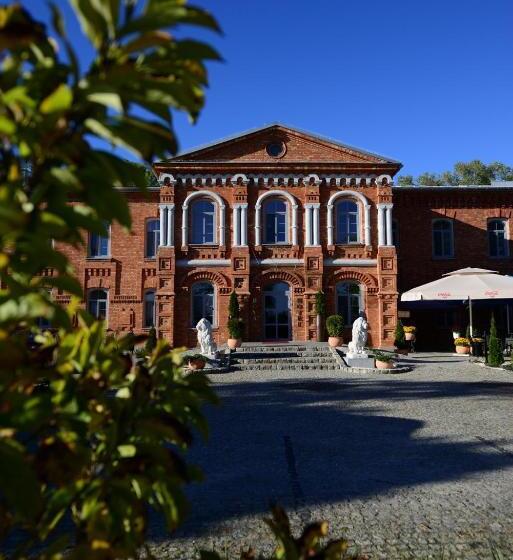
{"left": 264, "top": 282, "right": 291, "bottom": 340}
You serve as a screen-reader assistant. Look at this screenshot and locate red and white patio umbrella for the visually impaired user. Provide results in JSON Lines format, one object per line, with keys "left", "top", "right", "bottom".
{"left": 400, "top": 268, "right": 513, "bottom": 335}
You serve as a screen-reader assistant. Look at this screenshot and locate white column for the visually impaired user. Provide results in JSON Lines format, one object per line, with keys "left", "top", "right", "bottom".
{"left": 240, "top": 204, "right": 248, "bottom": 246}
{"left": 159, "top": 204, "right": 166, "bottom": 246}
{"left": 327, "top": 204, "right": 334, "bottom": 245}
{"left": 377, "top": 204, "right": 386, "bottom": 247}
{"left": 219, "top": 205, "right": 226, "bottom": 246}
{"left": 167, "top": 204, "right": 174, "bottom": 246}
{"left": 385, "top": 204, "right": 394, "bottom": 246}
{"left": 305, "top": 205, "right": 312, "bottom": 246}
{"left": 181, "top": 205, "right": 188, "bottom": 247}
{"left": 291, "top": 204, "right": 298, "bottom": 245}
{"left": 255, "top": 204, "right": 261, "bottom": 246}
{"left": 364, "top": 204, "right": 371, "bottom": 246}
{"left": 232, "top": 205, "right": 240, "bottom": 246}
{"left": 312, "top": 204, "right": 320, "bottom": 246}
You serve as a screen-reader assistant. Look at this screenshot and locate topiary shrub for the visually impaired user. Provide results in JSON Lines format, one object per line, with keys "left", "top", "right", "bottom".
{"left": 228, "top": 317, "right": 243, "bottom": 339}
{"left": 326, "top": 315, "right": 344, "bottom": 337}
{"left": 228, "top": 291, "right": 240, "bottom": 320}
{"left": 487, "top": 314, "right": 503, "bottom": 367}
{"left": 145, "top": 325, "right": 157, "bottom": 353}
{"left": 394, "top": 320, "right": 407, "bottom": 349}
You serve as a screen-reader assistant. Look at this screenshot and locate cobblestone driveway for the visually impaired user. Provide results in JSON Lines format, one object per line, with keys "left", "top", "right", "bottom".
{"left": 150, "top": 355, "right": 513, "bottom": 559}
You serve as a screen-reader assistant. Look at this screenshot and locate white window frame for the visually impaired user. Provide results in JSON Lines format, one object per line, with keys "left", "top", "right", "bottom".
{"left": 143, "top": 289, "right": 156, "bottom": 328}
{"left": 262, "top": 197, "right": 290, "bottom": 245}
{"left": 88, "top": 223, "right": 111, "bottom": 259}
{"left": 145, "top": 218, "right": 160, "bottom": 258}
{"left": 335, "top": 281, "right": 364, "bottom": 327}
{"left": 87, "top": 288, "right": 109, "bottom": 323}
{"left": 487, "top": 218, "right": 509, "bottom": 258}
{"left": 334, "top": 199, "right": 360, "bottom": 245}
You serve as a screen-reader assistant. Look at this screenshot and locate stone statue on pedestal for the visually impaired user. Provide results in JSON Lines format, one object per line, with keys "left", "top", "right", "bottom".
{"left": 347, "top": 311, "right": 368, "bottom": 359}
{"left": 196, "top": 318, "right": 217, "bottom": 358}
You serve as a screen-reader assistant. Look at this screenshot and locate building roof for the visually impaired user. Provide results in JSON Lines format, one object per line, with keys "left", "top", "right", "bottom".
{"left": 164, "top": 123, "right": 402, "bottom": 165}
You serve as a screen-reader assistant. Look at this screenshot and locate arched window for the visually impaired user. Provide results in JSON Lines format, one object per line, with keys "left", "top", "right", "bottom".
{"left": 146, "top": 219, "right": 160, "bottom": 258}
{"left": 144, "top": 290, "right": 156, "bottom": 328}
{"left": 89, "top": 222, "right": 110, "bottom": 258}
{"left": 88, "top": 289, "right": 108, "bottom": 320}
{"left": 335, "top": 200, "right": 359, "bottom": 244}
{"left": 263, "top": 199, "right": 288, "bottom": 244}
{"left": 432, "top": 219, "right": 454, "bottom": 258}
{"left": 191, "top": 282, "right": 214, "bottom": 326}
{"left": 336, "top": 282, "right": 362, "bottom": 326}
{"left": 191, "top": 199, "right": 216, "bottom": 244}
{"left": 488, "top": 219, "right": 508, "bottom": 257}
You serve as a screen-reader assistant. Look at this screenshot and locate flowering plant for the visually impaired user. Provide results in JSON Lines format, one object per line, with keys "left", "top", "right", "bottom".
{"left": 454, "top": 337, "right": 471, "bottom": 346}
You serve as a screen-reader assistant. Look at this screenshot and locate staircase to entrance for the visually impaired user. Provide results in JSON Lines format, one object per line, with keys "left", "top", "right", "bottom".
{"left": 230, "top": 342, "right": 342, "bottom": 373}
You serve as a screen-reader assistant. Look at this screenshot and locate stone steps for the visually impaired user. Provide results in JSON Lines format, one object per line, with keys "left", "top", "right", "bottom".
{"left": 230, "top": 343, "right": 341, "bottom": 372}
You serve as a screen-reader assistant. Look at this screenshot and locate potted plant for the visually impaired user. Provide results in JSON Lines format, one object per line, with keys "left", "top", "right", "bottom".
{"left": 394, "top": 320, "right": 409, "bottom": 355}
{"left": 373, "top": 350, "right": 395, "bottom": 370}
{"left": 227, "top": 292, "right": 243, "bottom": 350}
{"left": 403, "top": 325, "right": 416, "bottom": 341}
{"left": 326, "top": 314, "right": 344, "bottom": 347}
{"left": 186, "top": 353, "right": 207, "bottom": 370}
{"left": 454, "top": 337, "right": 471, "bottom": 354}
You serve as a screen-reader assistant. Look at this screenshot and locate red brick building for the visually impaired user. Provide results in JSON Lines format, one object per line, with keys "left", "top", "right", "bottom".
{"left": 61, "top": 124, "right": 513, "bottom": 349}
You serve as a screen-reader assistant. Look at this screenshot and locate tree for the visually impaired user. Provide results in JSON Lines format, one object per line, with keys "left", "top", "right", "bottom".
{"left": 401, "top": 160, "right": 513, "bottom": 186}
{"left": 0, "top": 2, "right": 220, "bottom": 557}
{"left": 315, "top": 290, "right": 326, "bottom": 342}
{"left": 487, "top": 314, "right": 503, "bottom": 367}
{"left": 227, "top": 291, "right": 243, "bottom": 340}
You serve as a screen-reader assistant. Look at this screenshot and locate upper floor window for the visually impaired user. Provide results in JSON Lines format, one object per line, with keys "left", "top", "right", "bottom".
{"left": 264, "top": 199, "right": 287, "bottom": 244}
{"left": 191, "top": 282, "right": 214, "bottom": 326}
{"left": 88, "top": 289, "right": 108, "bottom": 320}
{"left": 89, "top": 223, "right": 110, "bottom": 258}
{"left": 432, "top": 219, "right": 454, "bottom": 258}
{"left": 191, "top": 199, "right": 216, "bottom": 244}
{"left": 335, "top": 200, "right": 359, "bottom": 244}
{"left": 392, "top": 220, "right": 399, "bottom": 247}
{"left": 488, "top": 219, "right": 508, "bottom": 258}
{"left": 146, "top": 219, "right": 160, "bottom": 258}
{"left": 336, "top": 282, "right": 362, "bottom": 326}
{"left": 144, "top": 290, "right": 156, "bottom": 328}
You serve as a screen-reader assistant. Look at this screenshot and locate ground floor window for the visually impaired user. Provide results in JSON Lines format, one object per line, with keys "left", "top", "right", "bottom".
{"left": 263, "top": 281, "right": 291, "bottom": 340}
{"left": 191, "top": 282, "right": 214, "bottom": 326}
{"left": 336, "top": 282, "right": 362, "bottom": 326}
{"left": 144, "top": 290, "right": 155, "bottom": 328}
{"left": 88, "top": 289, "right": 108, "bottom": 320}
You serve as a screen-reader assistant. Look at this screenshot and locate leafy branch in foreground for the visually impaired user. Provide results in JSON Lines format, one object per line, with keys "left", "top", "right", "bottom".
{"left": 0, "top": 1, "right": 220, "bottom": 557}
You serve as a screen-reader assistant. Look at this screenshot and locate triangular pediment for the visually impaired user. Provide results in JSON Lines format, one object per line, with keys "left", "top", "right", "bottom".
{"left": 168, "top": 124, "right": 400, "bottom": 165}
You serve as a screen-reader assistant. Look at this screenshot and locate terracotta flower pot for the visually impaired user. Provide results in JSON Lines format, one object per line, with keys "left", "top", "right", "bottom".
{"left": 227, "top": 338, "right": 241, "bottom": 350}
{"left": 376, "top": 359, "right": 394, "bottom": 370}
{"left": 455, "top": 345, "right": 470, "bottom": 355}
{"left": 405, "top": 332, "right": 415, "bottom": 341}
{"left": 328, "top": 336, "right": 342, "bottom": 348}
{"left": 188, "top": 359, "right": 206, "bottom": 370}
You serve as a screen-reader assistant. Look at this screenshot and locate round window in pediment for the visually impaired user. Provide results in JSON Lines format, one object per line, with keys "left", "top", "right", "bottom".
{"left": 266, "top": 141, "right": 286, "bottom": 158}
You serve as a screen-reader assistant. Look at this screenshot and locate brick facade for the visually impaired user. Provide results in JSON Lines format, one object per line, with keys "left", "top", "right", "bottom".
{"left": 59, "top": 125, "right": 513, "bottom": 349}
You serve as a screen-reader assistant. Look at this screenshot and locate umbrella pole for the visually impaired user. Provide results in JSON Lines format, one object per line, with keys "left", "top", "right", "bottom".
{"left": 469, "top": 296, "right": 473, "bottom": 337}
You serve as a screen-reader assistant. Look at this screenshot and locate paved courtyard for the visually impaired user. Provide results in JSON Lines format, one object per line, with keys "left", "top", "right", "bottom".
{"left": 150, "top": 354, "right": 513, "bottom": 559}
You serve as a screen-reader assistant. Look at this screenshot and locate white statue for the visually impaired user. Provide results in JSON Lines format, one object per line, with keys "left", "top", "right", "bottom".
{"left": 196, "top": 318, "right": 217, "bottom": 358}
{"left": 347, "top": 312, "right": 368, "bottom": 358}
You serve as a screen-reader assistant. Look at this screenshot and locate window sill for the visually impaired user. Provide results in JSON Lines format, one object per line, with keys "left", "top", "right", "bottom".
{"left": 432, "top": 256, "right": 455, "bottom": 260}
{"left": 262, "top": 243, "right": 292, "bottom": 247}
{"left": 188, "top": 243, "right": 219, "bottom": 248}
{"left": 488, "top": 255, "right": 510, "bottom": 260}
{"left": 86, "top": 256, "right": 112, "bottom": 261}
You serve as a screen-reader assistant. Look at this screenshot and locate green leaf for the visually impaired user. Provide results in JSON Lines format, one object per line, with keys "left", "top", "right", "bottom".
{"left": 87, "top": 92, "right": 123, "bottom": 112}
{"left": 0, "top": 115, "right": 15, "bottom": 134}
{"left": 118, "top": 444, "right": 137, "bottom": 458}
{"left": 40, "top": 84, "right": 73, "bottom": 113}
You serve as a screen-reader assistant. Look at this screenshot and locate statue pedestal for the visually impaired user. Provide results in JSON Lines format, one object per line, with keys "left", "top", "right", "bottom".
{"left": 345, "top": 356, "right": 375, "bottom": 369}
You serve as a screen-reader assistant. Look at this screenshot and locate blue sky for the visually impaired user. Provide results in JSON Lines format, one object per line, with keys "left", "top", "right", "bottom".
{"left": 23, "top": 0, "right": 513, "bottom": 177}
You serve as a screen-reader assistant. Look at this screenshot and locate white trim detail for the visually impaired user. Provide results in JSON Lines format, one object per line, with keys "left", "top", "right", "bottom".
{"left": 327, "top": 190, "right": 371, "bottom": 246}
{"left": 182, "top": 190, "right": 226, "bottom": 247}
{"left": 251, "top": 258, "right": 303, "bottom": 266}
{"left": 176, "top": 259, "right": 231, "bottom": 266}
{"left": 377, "top": 203, "right": 393, "bottom": 246}
{"left": 232, "top": 203, "right": 248, "bottom": 247}
{"left": 305, "top": 203, "right": 320, "bottom": 246}
{"left": 325, "top": 259, "right": 377, "bottom": 266}
{"left": 255, "top": 189, "right": 298, "bottom": 246}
